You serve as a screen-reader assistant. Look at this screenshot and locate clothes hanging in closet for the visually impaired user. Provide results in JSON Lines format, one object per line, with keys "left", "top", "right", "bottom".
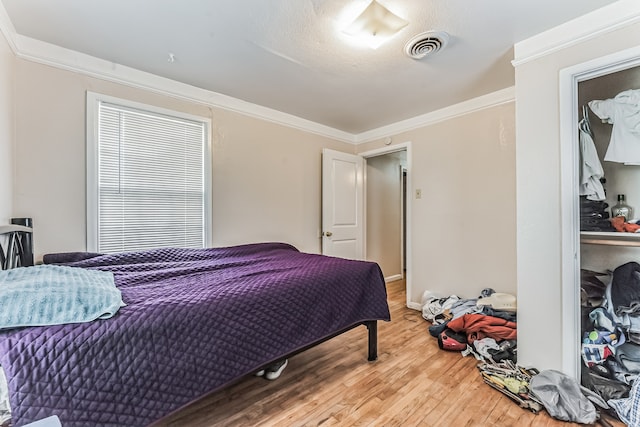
{"left": 588, "top": 88, "right": 640, "bottom": 164}
{"left": 579, "top": 105, "right": 605, "bottom": 201}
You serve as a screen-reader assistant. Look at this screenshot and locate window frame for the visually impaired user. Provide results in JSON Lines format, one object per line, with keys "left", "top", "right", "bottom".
{"left": 86, "top": 91, "right": 212, "bottom": 252}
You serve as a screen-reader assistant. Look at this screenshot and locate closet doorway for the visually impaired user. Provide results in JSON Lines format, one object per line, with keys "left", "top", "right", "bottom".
{"left": 559, "top": 45, "right": 640, "bottom": 379}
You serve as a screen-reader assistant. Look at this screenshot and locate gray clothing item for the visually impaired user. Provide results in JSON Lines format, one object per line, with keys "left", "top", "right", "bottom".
{"left": 472, "top": 338, "right": 500, "bottom": 360}
{"left": 479, "top": 288, "right": 495, "bottom": 298}
{"left": 608, "top": 376, "right": 640, "bottom": 427}
{"left": 607, "top": 357, "right": 639, "bottom": 385}
{"left": 609, "top": 262, "right": 640, "bottom": 316}
{"left": 479, "top": 306, "right": 517, "bottom": 322}
{"left": 530, "top": 370, "right": 597, "bottom": 424}
{"left": 605, "top": 284, "right": 640, "bottom": 344}
{"left": 450, "top": 299, "right": 480, "bottom": 320}
{"left": 618, "top": 301, "right": 640, "bottom": 316}
{"left": 449, "top": 288, "right": 505, "bottom": 321}
{"left": 421, "top": 295, "right": 459, "bottom": 324}
{"left": 589, "top": 307, "right": 618, "bottom": 332}
{"left": 0, "top": 368, "right": 10, "bottom": 425}
{"left": 628, "top": 316, "right": 640, "bottom": 345}
{"left": 616, "top": 343, "right": 640, "bottom": 374}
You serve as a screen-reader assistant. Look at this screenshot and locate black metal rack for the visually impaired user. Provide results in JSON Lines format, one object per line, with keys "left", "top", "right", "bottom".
{"left": 0, "top": 218, "right": 33, "bottom": 270}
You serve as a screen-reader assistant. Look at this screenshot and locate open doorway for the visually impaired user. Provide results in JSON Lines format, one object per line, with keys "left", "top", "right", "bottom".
{"left": 364, "top": 151, "right": 406, "bottom": 282}
{"left": 360, "top": 142, "right": 413, "bottom": 309}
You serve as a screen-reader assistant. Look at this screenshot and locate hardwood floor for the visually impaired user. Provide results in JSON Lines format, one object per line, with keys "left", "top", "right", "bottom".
{"left": 156, "top": 280, "right": 620, "bottom": 427}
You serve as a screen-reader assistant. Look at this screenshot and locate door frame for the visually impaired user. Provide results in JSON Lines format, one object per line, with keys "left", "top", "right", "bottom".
{"left": 400, "top": 165, "right": 407, "bottom": 278}
{"left": 559, "top": 45, "right": 640, "bottom": 379}
{"left": 359, "top": 142, "right": 416, "bottom": 310}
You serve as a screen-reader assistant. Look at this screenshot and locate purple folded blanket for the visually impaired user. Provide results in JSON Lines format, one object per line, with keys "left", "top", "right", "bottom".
{"left": 0, "top": 242, "right": 390, "bottom": 426}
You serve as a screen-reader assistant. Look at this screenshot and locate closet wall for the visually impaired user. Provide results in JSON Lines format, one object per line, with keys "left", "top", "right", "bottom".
{"left": 579, "top": 66, "right": 640, "bottom": 271}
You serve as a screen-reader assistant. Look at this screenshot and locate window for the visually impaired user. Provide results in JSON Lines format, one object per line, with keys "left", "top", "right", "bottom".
{"left": 87, "top": 92, "right": 211, "bottom": 253}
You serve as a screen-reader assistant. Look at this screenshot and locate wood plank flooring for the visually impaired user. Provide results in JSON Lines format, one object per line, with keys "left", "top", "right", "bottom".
{"left": 156, "top": 280, "right": 621, "bottom": 427}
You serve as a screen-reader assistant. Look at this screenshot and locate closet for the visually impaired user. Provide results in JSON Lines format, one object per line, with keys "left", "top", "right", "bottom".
{"left": 578, "top": 65, "right": 640, "bottom": 404}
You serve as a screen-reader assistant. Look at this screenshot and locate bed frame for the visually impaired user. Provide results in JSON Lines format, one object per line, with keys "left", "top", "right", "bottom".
{"left": 259, "top": 320, "right": 378, "bottom": 366}
{"left": 0, "top": 243, "right": 390, "bottom": 426}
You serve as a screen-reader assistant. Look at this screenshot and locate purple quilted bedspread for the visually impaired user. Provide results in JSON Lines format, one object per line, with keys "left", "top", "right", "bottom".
{"left": 0, "top": 243, "right": 390, "bottom": 426}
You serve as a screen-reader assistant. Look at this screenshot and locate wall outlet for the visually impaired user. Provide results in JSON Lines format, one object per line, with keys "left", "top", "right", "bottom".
{"left": 415, "top": 189, "right": 422, "bottom": 199}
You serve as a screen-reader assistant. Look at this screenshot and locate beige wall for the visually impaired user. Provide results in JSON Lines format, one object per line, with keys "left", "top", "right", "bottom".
{"left": 515, "top": 21, "right": 640, "bottom": 371}
{"left": 209, "top": 108, "right": 351, "bottom": 253}
{"left": 358, "top": 102, "right": 517, "bottom": 304}
{"left": 366, "top": 153, "right": 404, "bottom": 279}
{"left": 12, "top": 59, "right": 353, "bottom": 259}
{"left": 11, "top": 52, "right": 517, "bottom": 305}
{"left": 0, "top": 31, "right": 13, "bottom": 224}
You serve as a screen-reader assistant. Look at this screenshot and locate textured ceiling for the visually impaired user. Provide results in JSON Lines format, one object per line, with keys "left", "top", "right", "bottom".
{"left": 1, "top": 0, "right": 620, "bottom": 134}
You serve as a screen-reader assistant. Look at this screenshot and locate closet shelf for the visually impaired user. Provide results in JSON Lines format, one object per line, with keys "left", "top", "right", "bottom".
{"left": 580, "top": 231, "right": 640, "bottom": 246}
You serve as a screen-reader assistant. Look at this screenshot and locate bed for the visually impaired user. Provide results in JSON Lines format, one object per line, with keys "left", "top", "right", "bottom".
{"left": 0, "top": 242, "right": 390, "bottom": 426}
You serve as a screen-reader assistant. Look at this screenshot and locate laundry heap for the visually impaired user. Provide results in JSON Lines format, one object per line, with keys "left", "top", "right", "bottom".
{"left": 580, "top": 262, "right": 640, "bottom": 425}
{"left": 421, "top": 289, "right": 536, "bottom": 408}
{"left": 422, "top": 288, "right": 517, "bottom": 361}
{"left": 422, "top": 286, "right": 637, "bottom": 425}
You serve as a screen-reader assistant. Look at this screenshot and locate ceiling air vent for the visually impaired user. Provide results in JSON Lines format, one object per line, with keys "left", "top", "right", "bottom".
{"left": 404, "top": 31, "right": 450, "bottom": 59}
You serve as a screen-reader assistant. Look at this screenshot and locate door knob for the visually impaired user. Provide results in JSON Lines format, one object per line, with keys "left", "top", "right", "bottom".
{"left": 324, "top": 231, "right": 333, "bottom": 237}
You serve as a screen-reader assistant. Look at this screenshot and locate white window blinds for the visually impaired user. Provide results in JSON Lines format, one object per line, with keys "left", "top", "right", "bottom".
{"left": 88, "top": 94, "right": 210, "bottom": 253}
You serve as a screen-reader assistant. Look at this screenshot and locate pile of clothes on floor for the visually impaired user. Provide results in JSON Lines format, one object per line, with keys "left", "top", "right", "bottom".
{"left": 422, "top": 286, "right": 638, "bottom": 426}
{"left": 422, "top": 288, "right": 517, "bottom": 363}
{"left": 580, "top": 262, "right": 640, "bottom": 426}
{"left": 422, "top": 289, "right": 550, "bottom": 415}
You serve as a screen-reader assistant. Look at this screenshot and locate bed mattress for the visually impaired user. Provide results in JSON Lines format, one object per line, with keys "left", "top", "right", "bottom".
{"left": 0, "top": 243, "right": 390, "bottom": 426}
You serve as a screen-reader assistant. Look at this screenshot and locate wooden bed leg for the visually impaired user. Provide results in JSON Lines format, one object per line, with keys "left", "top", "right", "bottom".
{"left": 366, "top": 321, "right": 378, "bottom": 361}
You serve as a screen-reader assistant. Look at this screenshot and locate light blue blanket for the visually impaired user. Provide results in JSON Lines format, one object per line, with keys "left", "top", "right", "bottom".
{"left": 0, "top": 264, "right": 124, "bottom": 330}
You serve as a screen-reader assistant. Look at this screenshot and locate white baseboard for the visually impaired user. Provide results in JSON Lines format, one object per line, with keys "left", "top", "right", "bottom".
{"left": 384, "top": 274, "right": 403, "bottom": 283}
{"left": 407, "top": 301, "right": 422, "bottom": 311}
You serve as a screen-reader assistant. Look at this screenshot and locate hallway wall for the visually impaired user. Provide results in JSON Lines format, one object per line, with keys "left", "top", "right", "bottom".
{"left": 366, "top": 152, "right": 405, "bottom": 279}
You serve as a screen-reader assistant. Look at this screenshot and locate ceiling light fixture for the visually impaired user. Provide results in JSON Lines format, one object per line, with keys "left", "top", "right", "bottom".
{"left": 342, "top": 0, "right": 408, "bottom": 49}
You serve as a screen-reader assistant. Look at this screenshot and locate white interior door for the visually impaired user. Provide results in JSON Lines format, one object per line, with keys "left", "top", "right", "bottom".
{"left": 322, "top": 148, "right": 364, "bottom": 259}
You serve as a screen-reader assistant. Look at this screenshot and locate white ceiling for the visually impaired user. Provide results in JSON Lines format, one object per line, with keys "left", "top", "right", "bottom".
{"left": 0, "top": 0, "right": 619, "bottom": 134}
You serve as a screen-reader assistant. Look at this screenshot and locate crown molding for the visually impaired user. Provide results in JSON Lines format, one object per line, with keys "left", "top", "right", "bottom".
{"left": 0, "top": 4, "right": 516, "bottom": 145}
{"left": 354, "top": 86, "right": 515, "bottom": 144}
{"left": 513, "top": 0, "right": 640, "bottom": 66}
{"left": 0, "top": 1, "right": 17, "bottom": 54}
{"left": 10, "top": 32, "right": 356, "bottom": 144}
